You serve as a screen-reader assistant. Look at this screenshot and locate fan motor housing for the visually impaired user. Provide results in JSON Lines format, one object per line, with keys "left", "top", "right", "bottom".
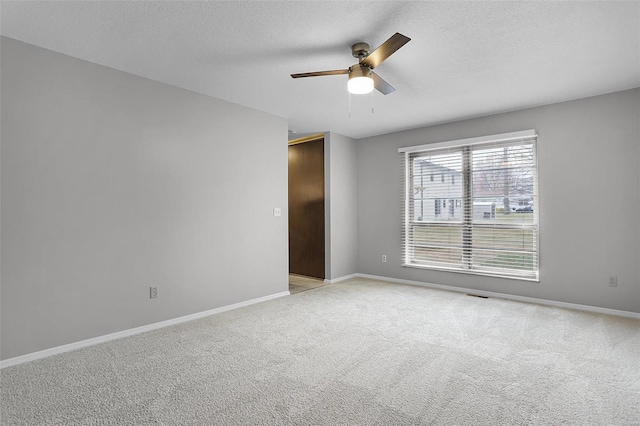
{"left": 349, "top": 64, "right": 372, "bottom": 78}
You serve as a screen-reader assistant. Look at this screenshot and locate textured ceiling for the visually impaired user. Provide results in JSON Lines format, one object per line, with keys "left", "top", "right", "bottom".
{"left": 2, "top": 1, "right": 639, "bottom": 139}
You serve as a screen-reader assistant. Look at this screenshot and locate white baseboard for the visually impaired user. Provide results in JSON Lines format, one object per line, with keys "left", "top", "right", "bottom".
{"left": 4, "top": 273, "right": 638, "bottom": 369}
{"left": 325, "top": 273, "right": 359, "bottom": 284}
{"left": 0, "top": 290, "right": 290, "bottom": 369}
{"left": 354, "top": 273, "right": 640, "bottom": 319}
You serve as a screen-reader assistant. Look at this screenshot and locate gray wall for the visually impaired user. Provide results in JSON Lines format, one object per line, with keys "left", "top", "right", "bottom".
{"left": 325, "top": 132, "right": 358, "bottom": 280}
{"left": 1, "top": 38, "right": 289, "bottom": 360}
{"left": 357, "top": 88, "right": 640, "bottom": 313}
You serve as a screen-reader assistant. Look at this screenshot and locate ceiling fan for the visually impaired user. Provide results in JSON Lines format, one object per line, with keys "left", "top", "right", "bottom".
{"left": 291, "top": 33, "right": 411, "bottom": 95}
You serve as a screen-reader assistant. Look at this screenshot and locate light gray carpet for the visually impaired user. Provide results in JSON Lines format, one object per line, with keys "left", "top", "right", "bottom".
{"left": 2, "top": 278, "right": 639, "bottom": 425}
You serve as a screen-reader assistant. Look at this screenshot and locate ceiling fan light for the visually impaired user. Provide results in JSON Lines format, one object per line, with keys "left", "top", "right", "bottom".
{"left": 348, "top": 76, "right": 374, "bottom": 94}
{"left": 348, "top": 65, "right": 374, "bottom": 94}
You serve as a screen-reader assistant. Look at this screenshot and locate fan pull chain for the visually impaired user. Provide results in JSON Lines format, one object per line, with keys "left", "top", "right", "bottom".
{"left": 348, "top": 92, "right": 351, "bottom": 119}
{"left": 371, "top": 90, "right": 375, "bottom": 115}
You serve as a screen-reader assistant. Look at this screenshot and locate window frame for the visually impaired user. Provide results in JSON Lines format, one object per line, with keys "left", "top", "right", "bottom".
{"left": 400, "top": 130, "right": 539, "bottom": 281}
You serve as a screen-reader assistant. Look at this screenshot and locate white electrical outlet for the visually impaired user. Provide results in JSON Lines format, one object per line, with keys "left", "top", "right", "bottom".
{"left": 608, "top": 276, "right": 617, "bottom": 287}
{"left": 273, "top": 207, "right": 282, "bottom": 217}
{"left": 150, "top": 286, "right": 158, "bottom": 299}
{"left": 382, "top": 255, "right": 387, "bottom": 263}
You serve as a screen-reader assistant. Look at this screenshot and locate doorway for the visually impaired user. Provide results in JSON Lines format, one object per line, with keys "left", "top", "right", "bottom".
{"left": 288, "top": 136, "right": 325, "bottom": 290}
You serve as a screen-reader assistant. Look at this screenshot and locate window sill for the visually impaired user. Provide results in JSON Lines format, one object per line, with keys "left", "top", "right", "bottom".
{"left": 401, "top": 263, "right": 540, "bottom": 282}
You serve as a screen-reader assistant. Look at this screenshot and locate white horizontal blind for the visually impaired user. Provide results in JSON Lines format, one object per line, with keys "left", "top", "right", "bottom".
{"left": 401, "top": 131, "right": 538, "bottom": 280}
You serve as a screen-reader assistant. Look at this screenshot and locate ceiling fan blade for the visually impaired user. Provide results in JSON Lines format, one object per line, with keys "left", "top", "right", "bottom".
{"left": 291, "top": 69, "right": 349, "bottom": 78}
{"left": 361, "top": 33, "right": 411, "bottom": 69}
{"left": 372, "top": 72, "right": 395, "bottom": 95}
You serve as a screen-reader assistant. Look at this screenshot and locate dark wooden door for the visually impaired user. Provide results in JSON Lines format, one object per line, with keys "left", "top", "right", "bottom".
{"left": 288, "top": 138, "right": 325, "bottom": 279}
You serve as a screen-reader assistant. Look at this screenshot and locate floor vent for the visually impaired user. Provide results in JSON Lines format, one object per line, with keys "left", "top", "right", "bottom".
{"left": 467, "top": 294, "right": 489, "bottom": 299}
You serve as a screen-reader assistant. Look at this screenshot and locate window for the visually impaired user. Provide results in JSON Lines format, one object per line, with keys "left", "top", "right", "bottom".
{"left": 400, "top": 130, "right": 538, "bottom": 280}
